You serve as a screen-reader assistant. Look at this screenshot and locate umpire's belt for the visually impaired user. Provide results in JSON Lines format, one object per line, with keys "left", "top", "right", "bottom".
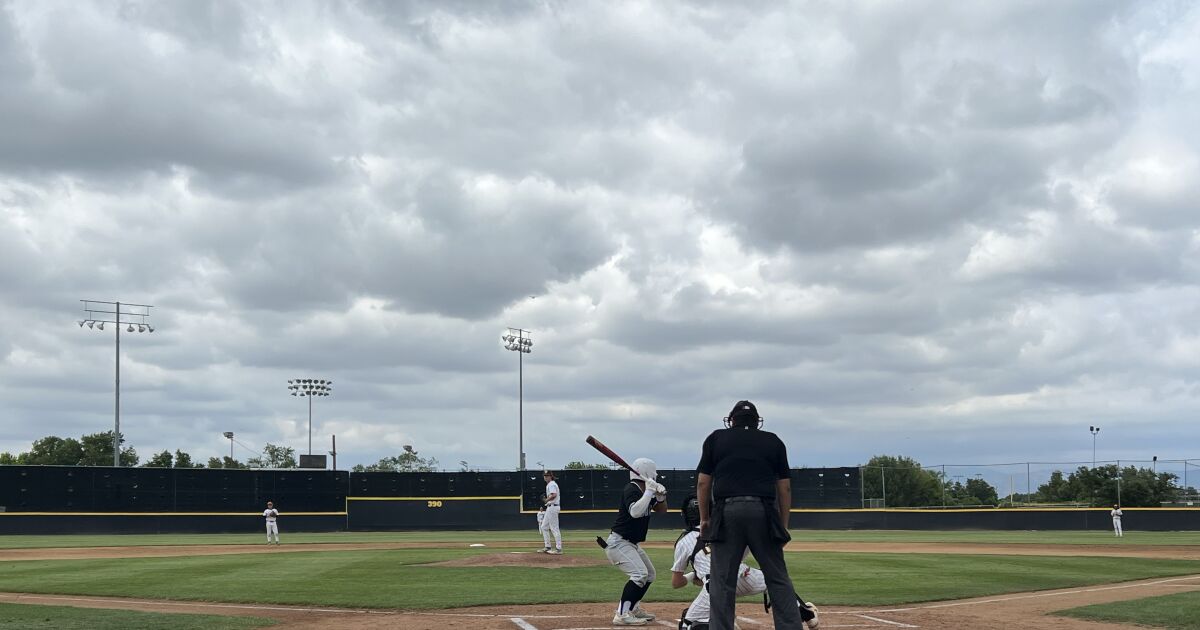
{"left": 719, "top": 496, "right": 766, "bottom": 504}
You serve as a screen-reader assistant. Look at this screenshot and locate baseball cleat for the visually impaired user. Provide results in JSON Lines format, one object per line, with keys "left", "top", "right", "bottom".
{"left": 630, "top": 606, "right": 655, "bottom": 621}
{"left": 536, "top": 547, "right": 550, "bottom": 553}
{"left": 801, "top": 601, "right": 820, "bottom": 629}
{"left": 612, "top": 612, "right": 650, "bottom": 625}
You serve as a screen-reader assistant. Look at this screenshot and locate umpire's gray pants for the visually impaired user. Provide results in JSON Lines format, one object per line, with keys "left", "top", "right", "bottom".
{"left": 709, "top": 500, "right": 803, "bottom": 630}
{"left": 605, "top": 532, "right": 655, "bottom": 586}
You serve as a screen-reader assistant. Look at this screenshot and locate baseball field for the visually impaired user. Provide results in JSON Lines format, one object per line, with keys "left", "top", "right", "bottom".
{"left": 1, "top": 529, "right": 1199, "bottom": 629}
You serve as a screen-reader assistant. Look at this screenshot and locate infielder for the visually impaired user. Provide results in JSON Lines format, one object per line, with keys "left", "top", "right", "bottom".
{"left": 539, "top": 470, "right": 563, "bottom": 554}
{"left": 263, "top": 501, "right": 280, "bottom": 545}
{"left": 603, "top": 457, "right": 668, "bottom": 626}
{"left": 1111, "top": 504, "right": 1123, "bottom": 537}
{"left": 671, "top": 496, "right": 819, "bottom": 630}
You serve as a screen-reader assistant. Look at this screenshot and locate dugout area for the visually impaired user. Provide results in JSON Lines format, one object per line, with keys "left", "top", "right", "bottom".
{"left": 1, "top": 464, "right": 1198, "bottom": 534}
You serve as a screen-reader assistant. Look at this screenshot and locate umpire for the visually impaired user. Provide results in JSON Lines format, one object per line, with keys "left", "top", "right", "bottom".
{"left": 697, "top": 400, "right": 803, "bottom": 630}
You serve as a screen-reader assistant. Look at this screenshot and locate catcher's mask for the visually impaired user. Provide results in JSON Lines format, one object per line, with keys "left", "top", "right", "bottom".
{"left": 681, "top": 494, "right": 701, "bottom": 530}
{"left": 724, "top": 400, "right": 763, "bottom": 429}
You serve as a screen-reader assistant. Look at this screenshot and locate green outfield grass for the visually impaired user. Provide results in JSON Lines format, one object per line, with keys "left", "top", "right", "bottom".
{"left": 0, "top": 547, "right": 1197, "bottom": 609}
{"left": 0, "top": 528, "right": 1196, "bottom": 549}
{"left": 0, "top": 602, "right": 275, "bottom": 629}
{"left": 1055, "top": 590, "right": 1200, "bottom": 629}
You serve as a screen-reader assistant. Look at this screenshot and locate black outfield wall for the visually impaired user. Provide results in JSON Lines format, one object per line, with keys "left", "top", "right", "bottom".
{"left": 2, "top": 465, "right": 1197, "bottom": 533}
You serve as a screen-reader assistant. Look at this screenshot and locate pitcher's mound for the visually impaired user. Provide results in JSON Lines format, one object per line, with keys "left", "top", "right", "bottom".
{"left": 430, "top": 552, "right": 606, "bottom": 568}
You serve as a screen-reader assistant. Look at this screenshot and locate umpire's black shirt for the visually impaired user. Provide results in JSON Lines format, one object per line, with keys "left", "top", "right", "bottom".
{"left": 697, "top": 426, "right": 790, "bottom": 499}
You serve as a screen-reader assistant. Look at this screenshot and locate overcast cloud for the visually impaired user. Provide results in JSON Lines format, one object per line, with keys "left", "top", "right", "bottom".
{"left": 1, "top": 1, "right": 1198, "bottom": 481}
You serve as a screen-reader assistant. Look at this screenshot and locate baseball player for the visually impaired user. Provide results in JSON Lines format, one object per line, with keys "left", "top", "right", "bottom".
{"left": 602, "top": 457, "right": 668, "bottom": 626}
{"left": 539, "top": 470, "right": 563, "bottom": 554}
{"left": 263, "top": 501, "right": 280, "bottom": 545}
{"left": 671, "top": 496, "right": 819, "bottom": 630}
{"left": 1111, "top": 504, "right": 1124, "bottom": 537}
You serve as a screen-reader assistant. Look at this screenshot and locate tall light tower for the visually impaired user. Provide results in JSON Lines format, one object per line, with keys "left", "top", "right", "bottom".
{"left": 78, "top": 300, "right": 154, "bottom": 467}
{"left": 288, "top": 379, "right": 332, "bottom": 455}
{"left": 223, "top": 432, "right": 235, "bottom": 462}
{"left": 501, "top": 328, "right": 532, "bottom": 470}
{"left": 1089, "top": 425, "right": 1100, "bottom": 468}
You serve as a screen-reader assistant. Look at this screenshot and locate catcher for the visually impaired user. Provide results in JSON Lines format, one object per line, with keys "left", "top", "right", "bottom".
{"left": 671, "top": 495, "right": 819, "bottom": 629}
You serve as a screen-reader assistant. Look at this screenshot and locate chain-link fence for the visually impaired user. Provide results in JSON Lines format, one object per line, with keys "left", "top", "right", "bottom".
{"left": 858, "top": 458, "right": 1199, "bottom": 508}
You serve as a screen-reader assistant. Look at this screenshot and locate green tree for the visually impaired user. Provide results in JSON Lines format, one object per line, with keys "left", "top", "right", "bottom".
{"left": 1033, "top": 465, "right": 1178, "bottom": 507}
{"left": 564, "top": 461, "right": 611, "bottom": 470}
{"left": 248, "top": 443, "right": 297, "bottom": 469}
{"left": 207, "top": 456, "right": 247, "bottom": 469}
{"left": 1035, "top": 470, "right": 1076, "bottom": 503}
{"left": 943, "top": 479, "right": 998, "bottom": 506}
{"left": 173, "top": 450, "right": 199, "bottom": 468}
{"left": 861, "top": 455, "right": 941, "bottom": 507}
{"left": 0, "top": 452, "right": 17, "bottom": 465}
{"left": 352, "top": 446, "right": 438, "bottom": 472}
{"left": 23, "top": 436, "right": 84, "bottom": 465}
{"left": 79, "top": 432, "right": 138, "bottom": 467}
{"left": 963, "top": 478, "right": 999, "bottom": 506}
{"left": 143, "top": 450, "right": 174, "bottom": 468}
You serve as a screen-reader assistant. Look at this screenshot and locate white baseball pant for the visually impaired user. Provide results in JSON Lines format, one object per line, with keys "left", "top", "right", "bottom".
{"left": 605, "top": 532, "right": 655, "bottom": 586}
{"left": 266, "top": 521, "right": 279, "bottom": 543}
{"left": 540, "top": 505, "right": 562, "bottom": 550}
{"left": 685, "top": 565, "right": 764, "bottom": 622}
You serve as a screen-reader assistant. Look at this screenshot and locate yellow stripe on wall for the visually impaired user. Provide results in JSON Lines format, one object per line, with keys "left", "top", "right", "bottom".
{"left": 349, "top": 496, "right": 521, "bottom": 501}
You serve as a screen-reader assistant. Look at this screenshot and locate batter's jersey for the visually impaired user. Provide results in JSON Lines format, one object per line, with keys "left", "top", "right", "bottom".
{"left": 610, "top": 482, "right": 658, "bottom": 543}
{"left": 263, "top": 509, "right": 278, "bottom": 522}
{"left": 545, "top": 480, "right": 560, "bottom": 506}
{"left": 672, "top": 529, "right": 711, "bottom": 576}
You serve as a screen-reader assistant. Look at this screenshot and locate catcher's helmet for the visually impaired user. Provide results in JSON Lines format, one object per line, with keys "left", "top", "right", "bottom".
{"left": 681, "top": 494, "right": 701, "bottom": 530}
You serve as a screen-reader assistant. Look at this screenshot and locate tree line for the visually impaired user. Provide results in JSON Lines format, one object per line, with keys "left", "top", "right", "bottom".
{"left": 861, "top": 454, "right": 1187, "bottom": 508}
{"left": 0, "top": 431, "right": 448, "bottom": 472}
{"left": 1, "top": 432, "right": 303, "bottom": 470}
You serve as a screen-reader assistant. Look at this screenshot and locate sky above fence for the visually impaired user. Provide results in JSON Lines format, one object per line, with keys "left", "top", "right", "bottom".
{"left": 0, "top": 1, "right": 1198, "bottom": 471}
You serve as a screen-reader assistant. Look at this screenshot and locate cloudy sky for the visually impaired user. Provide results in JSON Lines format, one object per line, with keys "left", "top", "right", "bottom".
{"left": 1, "top": 1, "right": 1197, "bottom": 479}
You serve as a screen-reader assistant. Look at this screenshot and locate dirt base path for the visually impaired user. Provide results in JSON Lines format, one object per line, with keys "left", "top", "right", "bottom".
{"left": 5, "top": 573, "right": 1200, "bottom": 629}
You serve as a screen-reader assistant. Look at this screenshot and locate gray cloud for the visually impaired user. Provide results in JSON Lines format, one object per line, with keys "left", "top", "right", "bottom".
{"left": 0, "top": 0, "right": 1197, "bottom": 475}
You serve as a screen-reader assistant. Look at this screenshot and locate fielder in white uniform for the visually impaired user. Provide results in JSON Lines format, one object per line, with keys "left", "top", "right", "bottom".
{"left": 539, "top": 471, "right": 563, "bottom": 554}
{"left": 263, "top": 501, "right": 280, "bottom": 544}
{"left": 1111, "top": 505, "right": 1123, "bottom": 537}
{"left": 671, "top": 496, "right": 818, "bottom": 629}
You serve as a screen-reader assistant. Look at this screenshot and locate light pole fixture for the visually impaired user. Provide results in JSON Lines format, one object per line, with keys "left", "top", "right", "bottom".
{"left": 78, "top": 300, "right": 154, "bottom": 467}
{"left": 501, "top": 327, "right": 532, "bottom": 470}
{"left": 288, "top": 378, "right": 332, "bottom": 455}
{"left": 223, "top": 432, "right": 235, "bottom": 462}
{"left": 1089, "top": 426, "right": 1100, "bottom": 468}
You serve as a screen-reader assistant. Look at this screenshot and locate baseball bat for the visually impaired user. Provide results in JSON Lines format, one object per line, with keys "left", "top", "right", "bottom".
{"left": 585, "top": 435, "right": 638, "bottom": 476}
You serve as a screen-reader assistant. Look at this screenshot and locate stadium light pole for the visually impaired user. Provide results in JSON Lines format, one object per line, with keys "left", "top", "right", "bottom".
{"left": 78, "top": 300, "right": 154, "bottom": 467}
{"left": 501, "top": 327, "right": 532, "bottom": 470}
{"left": 288, "top": 379, "right": 332, "bottom": 455}
{"left": 1089, "top": 426, "right": 1100, "bottom": 468}
{"left": 223, "top": 432, "right": 235, "bottom": 462}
